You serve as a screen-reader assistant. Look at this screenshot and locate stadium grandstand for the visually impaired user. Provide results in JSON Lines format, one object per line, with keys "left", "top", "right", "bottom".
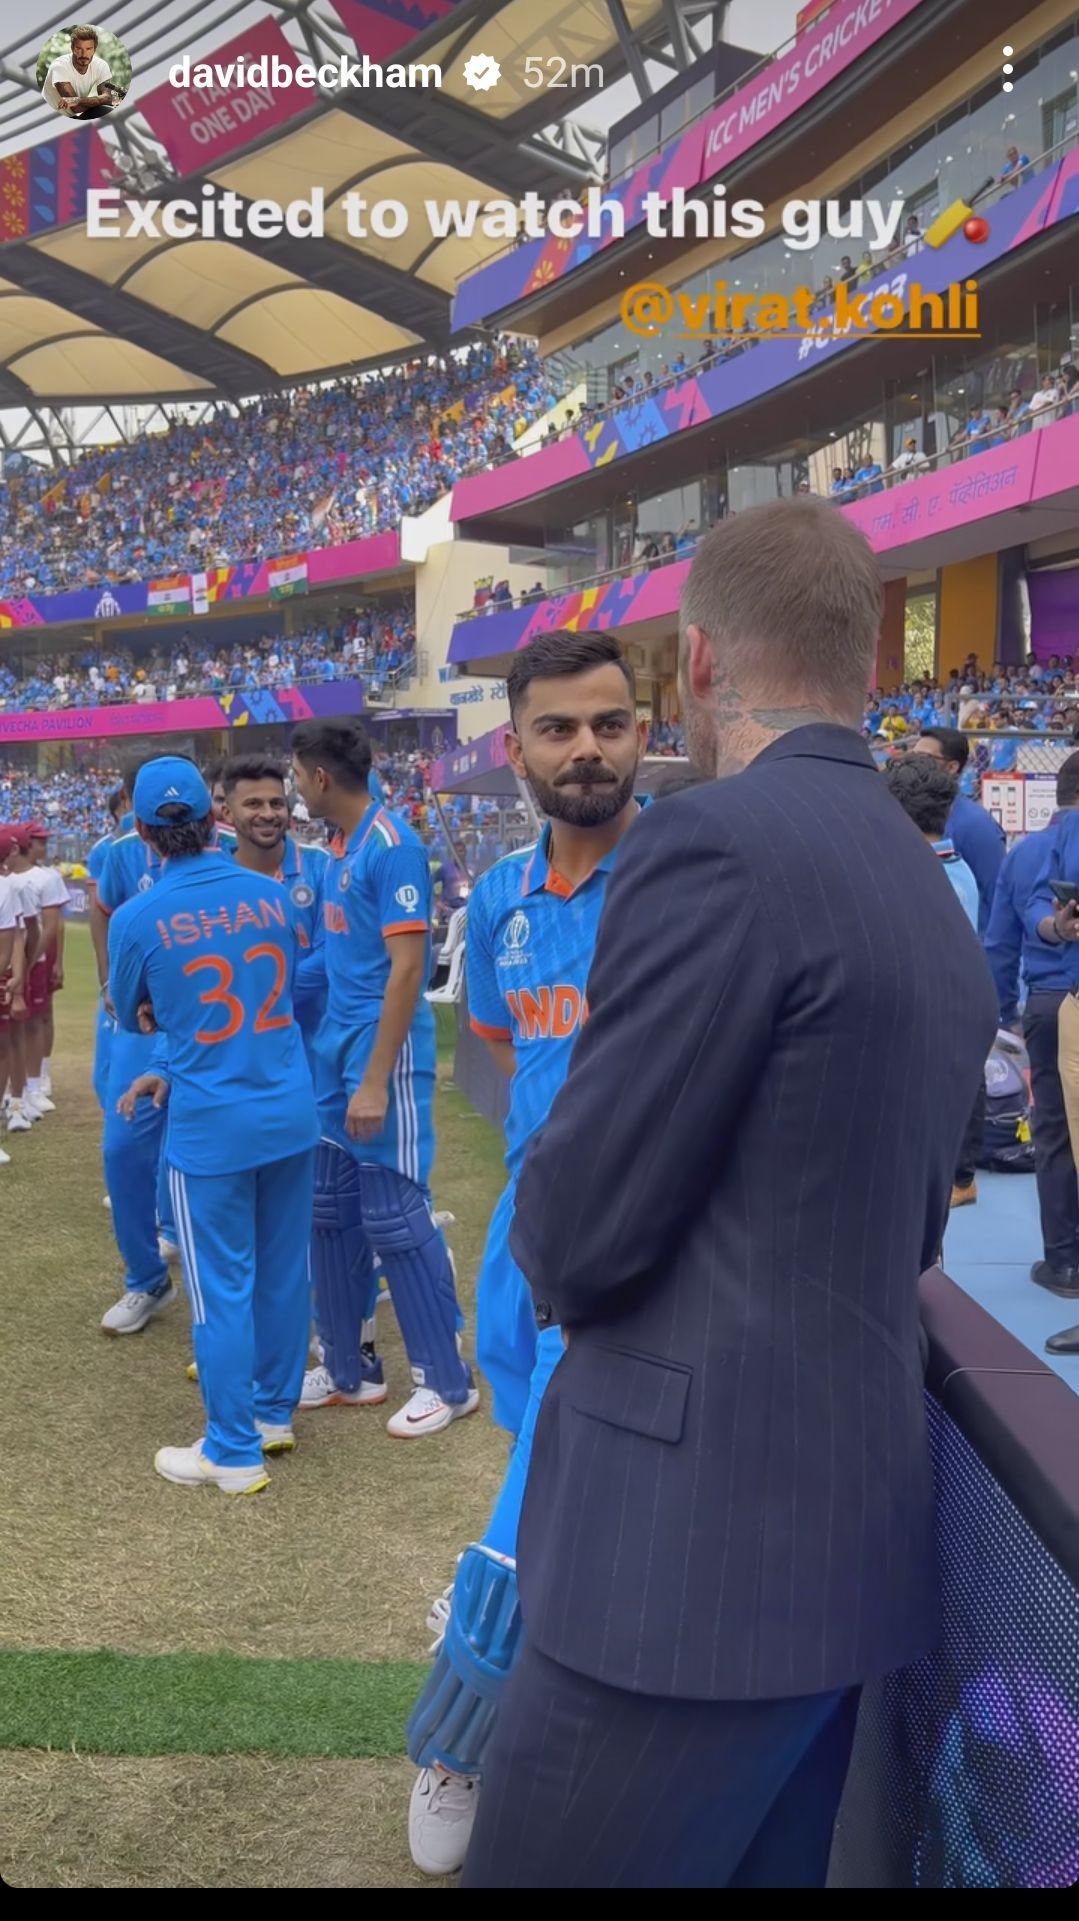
{"left": 1, "top": 0, "right": 1078, "bottom": 1892}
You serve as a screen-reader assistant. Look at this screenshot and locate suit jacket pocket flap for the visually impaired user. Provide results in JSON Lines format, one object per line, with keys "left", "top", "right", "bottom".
{"left": 567, "top": 1345, "right": 691, "bottom": 1444}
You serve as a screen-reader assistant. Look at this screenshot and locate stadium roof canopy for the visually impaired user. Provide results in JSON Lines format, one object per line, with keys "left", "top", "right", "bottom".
{"left": 0, "top": 0, "right": 698, "bottom": 408}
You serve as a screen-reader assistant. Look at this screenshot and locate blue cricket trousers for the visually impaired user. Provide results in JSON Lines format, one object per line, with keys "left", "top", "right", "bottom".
{"left": 103, "top": 1028, "right": 169, "bottom": 1295}
{"left": 168, "top": 1147, "right": 315, "bottom": 1467}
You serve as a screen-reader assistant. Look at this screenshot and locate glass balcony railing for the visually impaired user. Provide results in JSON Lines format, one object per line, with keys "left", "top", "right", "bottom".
{"left": 453, "top": 393, "right": 1078, "bottom": 623}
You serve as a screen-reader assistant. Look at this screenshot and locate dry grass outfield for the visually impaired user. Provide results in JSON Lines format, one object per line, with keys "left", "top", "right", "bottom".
{"left": 0, "top": 926, "right": 510, "bottom": 1887}
{"left": 0, "top": 927, "right": 508, "bottom": 1662}
{"left": 3, "top": 1751, "right": 439, "bottom": 1889}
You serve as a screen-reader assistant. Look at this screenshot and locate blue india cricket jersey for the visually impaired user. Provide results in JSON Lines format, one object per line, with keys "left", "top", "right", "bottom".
{"left": 466, "top": 804, "right": 649, "bottom": 1178}
{"left": 96, "top": 830, "right": 161, "bottom": 914}
{"left": 108, "top": 850, "right": 318, "bottom": 1177}
{"left": 86, "top": 831, "right": 116, "bottom": 887}
{"left": 314, "top": 803, "right": 435, "bottom": 1182}
{"left": 226, "top": 835, "right": 328, "bottom": 1053}
{"left": 321, "top": 803, "right": 432, "bottom": 1042}
{"left": 97, "top": 823, "right": 236, "bottom": 915}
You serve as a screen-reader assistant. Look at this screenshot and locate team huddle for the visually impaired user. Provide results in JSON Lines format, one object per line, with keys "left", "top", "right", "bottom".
{"left": 3, "top": 629, "right": 650, "bottom": 1879}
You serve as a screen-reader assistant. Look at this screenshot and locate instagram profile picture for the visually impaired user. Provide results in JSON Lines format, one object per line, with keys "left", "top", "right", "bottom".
{"left": 38, "top": 23, "right": 131, "bottom": 121}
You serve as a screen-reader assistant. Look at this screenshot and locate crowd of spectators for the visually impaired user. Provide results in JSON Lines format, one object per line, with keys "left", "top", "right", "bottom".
{"left": 0, "top": 742, "right": 525, "bottom": 876}
{"left": 0, "top": 764, "right": 118, "bottom": 846}
{"left": 829, "top": 370, "right": 1079, "bottom": 502}
{"left": 0, "top": 340, "right": 558, "bottom": 598}
{"left": 862, "top": 654, "right": 1079, "bottom": 779}
{"left": 0, "top": 604, "right": 414, "bottom": 715}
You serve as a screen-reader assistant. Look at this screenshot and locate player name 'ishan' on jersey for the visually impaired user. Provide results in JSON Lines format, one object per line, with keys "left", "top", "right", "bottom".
{"left": 107, "top": 850, "right": 318, "bottom": 1177}
{"left": 321, "top": 805, "right": 433, "bottom": 1029}
{"left": 466, "top": 812, "right": 646, "bottom": 1179}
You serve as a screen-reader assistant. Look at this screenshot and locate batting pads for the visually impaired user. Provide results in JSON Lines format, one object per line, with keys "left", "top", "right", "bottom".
{"left": 358, "top": 1162, "right": 472, "bottom": 1404}
{"left": 407, "top": 1543, "right": 521, "bottom": 1778}
{"left": 311, "top": 1139, "right": 378, "bottom": 1394}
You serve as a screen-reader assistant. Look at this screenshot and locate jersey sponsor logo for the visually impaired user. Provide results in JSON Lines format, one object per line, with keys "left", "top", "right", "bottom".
{"left": 291, "top": 881, "right": 315, "bottom": 908}
{"left": 395, "top": 884, "right": 420, "bottom": 913}
{"left": 505, "top": 983, "right": 586, "bottom": 1041}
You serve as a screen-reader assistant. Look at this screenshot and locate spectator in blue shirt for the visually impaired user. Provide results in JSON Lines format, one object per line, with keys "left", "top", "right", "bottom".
{"left": 886, "top": 753, "right": 987, "bottom": 1205}
{"left": 1022, "top": 808, "right": 1079, "bottom": 1307}
{"left": 912, "top": 728, "right": 1005, "bottom": 931}
{"left": 984, "top": 751, "right": 1079, "bottom": 1026}
{"left": 854, "top": 459, "right": 884, "bottom": 496}
{"left": 1000, "top": 145, "right": 1030, "bottom": 185}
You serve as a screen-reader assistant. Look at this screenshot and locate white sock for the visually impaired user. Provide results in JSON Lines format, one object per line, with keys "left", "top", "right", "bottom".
{"left": 27, "top": 1077, "right": 41, "bottom": 1094}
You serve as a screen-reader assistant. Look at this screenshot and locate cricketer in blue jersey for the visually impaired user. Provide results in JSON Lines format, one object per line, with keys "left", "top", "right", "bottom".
{"left": 219, "top": 752, "right": 329, "bottom": 1060}
{"left": 406, "top": 630, "right": 649, "bottom": 1876}
{"left": 94, "top": 778, "right": 177, "bottom": 1329}
{"left": 291, "top": 715, "right": 476, "bottom": 1440}
{"left": 95, "top": 759, "right": 238, "bottom": 1332}
{"left": 110, "top": 758, "right": 318, "bottom": 1495}
{"left": 86, "top": 784, "right": 128, "bottom": 1112}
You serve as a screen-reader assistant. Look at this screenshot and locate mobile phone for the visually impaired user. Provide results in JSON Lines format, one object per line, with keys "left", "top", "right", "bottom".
{"left": 1049, "top": 880, "right": 1079, "bottom": 906}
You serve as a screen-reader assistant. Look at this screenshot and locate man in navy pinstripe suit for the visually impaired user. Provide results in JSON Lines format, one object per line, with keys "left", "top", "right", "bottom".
{"left": 462, "top": 500, "right": 998, "bottom": 1888}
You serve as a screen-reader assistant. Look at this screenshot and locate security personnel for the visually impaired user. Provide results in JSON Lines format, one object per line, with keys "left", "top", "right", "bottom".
{"left": 1020, "top": 805, "right": 1079, "bottom": 1306}
{"left": 984, "top": 750, "right": 1079, "bottom": 1026}
{"left": 913, "top": 727, "right": 1005, "bottom": 932}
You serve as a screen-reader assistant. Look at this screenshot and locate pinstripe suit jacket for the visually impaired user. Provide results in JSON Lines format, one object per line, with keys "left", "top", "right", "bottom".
{"left": 509, "top": 726, "right": 998, "bottom": 1701}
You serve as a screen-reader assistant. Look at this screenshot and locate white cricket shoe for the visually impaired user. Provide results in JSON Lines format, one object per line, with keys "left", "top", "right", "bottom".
{"left": 103, "top": 1193, "right": 112, "bottom": 1209}
{"left": 409, "top": 1768, "right": 479, "bottom": 1876}
{"left": 299, "top": 1363, "right": 387, "bottom": 1409}
{"left": 21, "top": 1095, "right": 45, "bottom": 1122}
{"left": 158, "top": 1235, "right": 181, "bottom": 1264}
{"left": 255, "top": 1421, "right": 295, "bottom": 1454}
{"left": 100, "top": 1281, "right": 177, "bottom": 1335}
{"left": 154, "top": 1438, "right": 270, "bottom": 1495}
{"left": 387, "top": 1380, "right": 480, "bottom": 1439}
{"left": 28, "top": 1090, "right": 55, "bottom": 1114}
{"left": 6, "top": 1103, "right": 33, "bottom": 1134}
{"left": 0, "top": 1145, "right": 10, "bottom": 1165}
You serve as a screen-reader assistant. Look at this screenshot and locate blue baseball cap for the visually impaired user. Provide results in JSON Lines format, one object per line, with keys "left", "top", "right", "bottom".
{"left": 133, "top": 758, "right": 212, "bottom": 827}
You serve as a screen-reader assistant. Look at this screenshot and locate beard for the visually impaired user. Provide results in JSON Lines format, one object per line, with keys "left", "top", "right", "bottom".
{"left": 527, "top": 763, "right": 637, "bottom": 827}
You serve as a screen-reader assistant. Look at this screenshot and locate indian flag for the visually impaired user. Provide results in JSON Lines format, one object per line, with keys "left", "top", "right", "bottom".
{"left": 191, "top": 568, "right": 232, "bottom": 616}
{"left": 268, "top": 555, "right": 308, "bottom": 599}
{"left": 147, "top": 574, "right": 192, "bottom": 616}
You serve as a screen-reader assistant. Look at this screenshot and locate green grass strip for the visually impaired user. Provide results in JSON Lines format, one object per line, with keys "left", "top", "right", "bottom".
{"left": 0, "top": 1649, "right": 428, "bottom": 1759}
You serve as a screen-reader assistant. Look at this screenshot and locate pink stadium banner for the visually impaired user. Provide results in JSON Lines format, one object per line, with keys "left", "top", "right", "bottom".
{"left": 0, "top": 679, "right": 366, "bottom": 748}
{"left": 139, "top": 17, "right": 312, "bottom": 174}
{"left": 842, "top": 413, "right": 1079, "bottom": 553}
{"left": 697, "top": 0, "right": 926, "bottom": 174}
